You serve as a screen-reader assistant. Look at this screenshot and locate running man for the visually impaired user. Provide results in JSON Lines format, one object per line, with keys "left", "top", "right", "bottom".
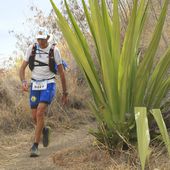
{"left": 19, "top": 27, "right": 68, "bottom": 157}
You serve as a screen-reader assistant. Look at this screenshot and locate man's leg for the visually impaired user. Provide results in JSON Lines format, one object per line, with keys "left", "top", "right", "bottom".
{"left": 30, "top": 83, "right": 55, "bottom": 156}
{"left": 30, "top": 107, "right": 41, "bottom": 157}
{"left": 31, "top": 108, "right": 37, "bottom": 124}
{"left": 34, "top": 102, "right": 48, "bottom": 144}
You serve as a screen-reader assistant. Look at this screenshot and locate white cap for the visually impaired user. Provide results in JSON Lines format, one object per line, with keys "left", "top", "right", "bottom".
{"left": 36, "top": 27, "right": 49, "bottom": 39}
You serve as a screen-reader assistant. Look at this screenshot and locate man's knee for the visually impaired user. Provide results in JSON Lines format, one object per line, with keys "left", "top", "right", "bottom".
{"left": 36, "top": 103, "right": 47, "bottom": 120}
{"left": 33, "top": 116, "right": 37, "bottom": 123}
{"left": 36, "top": 110, "right": 44, "bottom": 122}
{"left": 32, "top": 109, "right": 37, "bottom": 123}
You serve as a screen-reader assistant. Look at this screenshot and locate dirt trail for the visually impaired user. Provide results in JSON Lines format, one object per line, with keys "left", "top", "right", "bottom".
{"left": 0, "top": 124, "right": 95, "bottom": 170}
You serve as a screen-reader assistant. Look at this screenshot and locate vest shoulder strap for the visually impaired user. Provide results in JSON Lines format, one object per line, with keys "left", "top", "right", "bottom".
{"left": 28, "top": 43, "right": 37, "bottom": 71}
{"left": 49, "top": 43, "right": 56, "bottom": 58}
{"left": 31, "top": 43, "right": 37, "bottom": 56}
{"left": 49, "top": 43, "right": 57, "bottom": 74}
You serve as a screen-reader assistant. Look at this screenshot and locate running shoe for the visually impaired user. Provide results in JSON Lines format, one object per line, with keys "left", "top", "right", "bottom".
{"left": 30, "top": 144, "right": 39, "bottom": 157}
{"left": 42, "top": 126, "right": 51, "bottom": 147}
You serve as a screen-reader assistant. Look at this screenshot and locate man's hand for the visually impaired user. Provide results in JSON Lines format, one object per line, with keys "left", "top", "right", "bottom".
{"left": 22, "top": 80, "right": 29, "bottom": 92}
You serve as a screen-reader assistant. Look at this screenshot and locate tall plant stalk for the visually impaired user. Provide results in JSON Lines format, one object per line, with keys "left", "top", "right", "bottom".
{"left": 50, "top": 0, "right": 170, "bottom": 169}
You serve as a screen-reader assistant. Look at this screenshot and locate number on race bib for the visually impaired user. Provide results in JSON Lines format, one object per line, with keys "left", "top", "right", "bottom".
{"left": 32, "top": 81, "right": 47, "bottom": 90}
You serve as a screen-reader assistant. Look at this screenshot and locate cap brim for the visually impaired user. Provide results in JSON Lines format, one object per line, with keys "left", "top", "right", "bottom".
{"left": 36, "top": 35, "right": 48, "bottom": 39}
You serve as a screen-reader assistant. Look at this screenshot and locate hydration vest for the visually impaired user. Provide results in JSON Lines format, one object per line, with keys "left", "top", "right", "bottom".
{"left": 28, "top": 43, "right": 67, "bottom": 74}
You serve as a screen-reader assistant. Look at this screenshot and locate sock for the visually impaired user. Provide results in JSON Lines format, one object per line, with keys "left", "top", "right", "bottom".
{"left": 34, "top": 143, "right": 39, "bottom": 148}
{"left": 42, "top": 127, "right": 45, "bottom": 134}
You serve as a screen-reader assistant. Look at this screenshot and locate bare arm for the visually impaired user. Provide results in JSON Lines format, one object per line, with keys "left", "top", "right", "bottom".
{"left": 19, "top": 61, "right": 29, "bottom": 91}
{"left": 19, "top": 61, "right": 28, "bottom": 81}
{"left": 58, "top": 64, "right": 68, "bottom": 105}
{"left": 58, "top": 64, "right": 67, "bottom": 94}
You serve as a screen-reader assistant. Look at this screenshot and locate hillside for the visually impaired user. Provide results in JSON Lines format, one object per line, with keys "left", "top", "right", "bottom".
{"left": 1, "top": 1, "right": 170, "bottom": 169}
{"left": 0, "top": 65, "right": 170, "bottom": 170}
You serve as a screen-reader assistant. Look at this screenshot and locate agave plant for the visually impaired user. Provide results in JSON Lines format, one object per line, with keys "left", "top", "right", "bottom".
{"left": 50, "top": 0, "right": 170, "bottom": 169}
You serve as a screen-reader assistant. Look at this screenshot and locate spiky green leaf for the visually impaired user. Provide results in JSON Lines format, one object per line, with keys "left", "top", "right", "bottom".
{"left": 151, "top": 109, "right": 170, "bottom": 154}
{"left": 135, "top": 107, "right": 150, "bottom": 170}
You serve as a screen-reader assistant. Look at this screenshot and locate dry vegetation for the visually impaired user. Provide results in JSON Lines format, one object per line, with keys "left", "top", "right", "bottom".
{"left": 0, "top": 42, "right": 170, "bottom": 170}
{"left": 0, "top": 54, "right": 93, "bottom": 134}
{"left": 1, "top": 0, "right": 170, "bottom": 169}
{"left": 0, "top": 68, "right": 31, "bottom": 133}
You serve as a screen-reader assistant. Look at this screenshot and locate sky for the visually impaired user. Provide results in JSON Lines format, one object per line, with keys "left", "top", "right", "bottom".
{"left": 0, "top": 0, "right": 60, "bottom": 61}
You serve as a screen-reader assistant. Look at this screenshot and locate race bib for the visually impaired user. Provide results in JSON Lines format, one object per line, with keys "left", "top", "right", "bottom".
{"left": 32, "top": 81, "right": 47, "bottom": 90}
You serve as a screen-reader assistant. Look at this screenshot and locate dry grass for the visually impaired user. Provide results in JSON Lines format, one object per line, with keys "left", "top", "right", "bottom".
{"left": 1, "top": 7, "right": 170, "bottom": 167}
{"left": 0, "top": 53, "right": 93, "bottom": 135}
{"left": 52, "top": 140, "right": 170, "bottom": 170}
{"left": 52, "top": 140, "right": 112, "bottom": 170}
{"left": 0, "top": 66, "right": 32, "bottom": 133}
{"left": 0, "top": 55, "right": 170, "bottom": 170}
